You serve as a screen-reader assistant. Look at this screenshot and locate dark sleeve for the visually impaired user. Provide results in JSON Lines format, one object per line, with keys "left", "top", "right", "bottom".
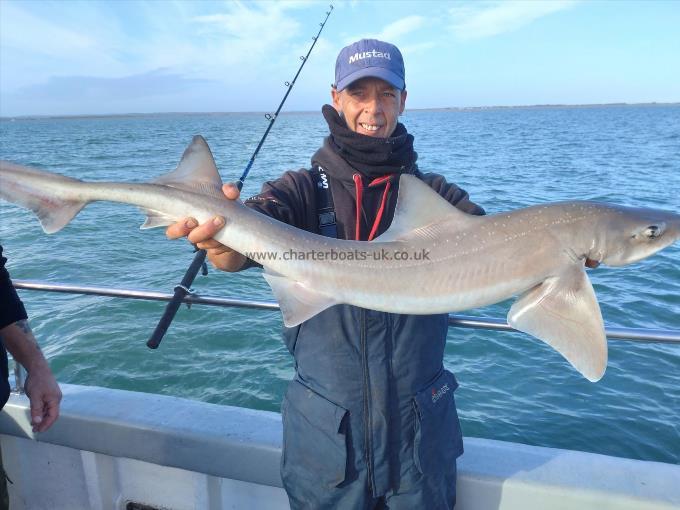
{"left": 240, "top": 169, "right": 317, "bottom": 269}
{"left": 417, "top": 171, "right": 485, "bottom": 216}
{"left": 0, "top": 245, "right": 28, "bottom": 329}
{"left": 243, "top": 169, "right": 317, "bottom": 229}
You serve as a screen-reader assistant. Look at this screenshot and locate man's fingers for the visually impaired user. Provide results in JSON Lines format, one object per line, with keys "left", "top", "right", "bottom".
{"left": 37, "top": 399, "right": 60, "bottom": 432}
{"left": 166, "top": 218, "right": 198, "bottom": 239}
{"left": 187, "top": 216, "right": 225, "bottom": 244}
{"left": 223, "top": 182, "right": 241, "bottom": 200}
{"left": 24, "top": 369, "right": 62, "bottom": 432}
{"left": 167, "top": 183, "right": 237, "bottom": 241}
{"left": 195, "top": 239, "right": 232, "bottom": 252}
{"left": 166, "top": 215, "right": 230, "bottom": 261}
{"left": 28, "top": 393, "right": 45, "bottom": 431}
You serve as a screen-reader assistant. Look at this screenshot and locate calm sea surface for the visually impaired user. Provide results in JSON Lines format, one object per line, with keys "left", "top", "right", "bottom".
{"left": 1, "top": 106, "right": 678, "bottom": 464}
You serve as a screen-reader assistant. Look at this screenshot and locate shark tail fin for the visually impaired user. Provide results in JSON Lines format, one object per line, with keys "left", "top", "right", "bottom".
{"left": 0, "top": 161, "right": 88, "bottom": 234}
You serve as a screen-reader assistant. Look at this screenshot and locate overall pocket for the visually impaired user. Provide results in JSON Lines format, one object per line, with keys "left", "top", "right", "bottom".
{"left": 281, "top": 379, "right": 349, "bottom": 488}
{"left": 413, "top": 369, "right": 464, "bottom": 476}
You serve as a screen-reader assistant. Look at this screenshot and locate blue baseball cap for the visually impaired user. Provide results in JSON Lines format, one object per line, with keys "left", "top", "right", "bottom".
{"left": 334, "top": 39, "right": 405, "bottom": 91}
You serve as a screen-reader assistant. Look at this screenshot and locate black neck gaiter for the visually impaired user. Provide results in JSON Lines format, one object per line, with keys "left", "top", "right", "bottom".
{"left": 322, "top": 104, "right": 418, "bottom": 178}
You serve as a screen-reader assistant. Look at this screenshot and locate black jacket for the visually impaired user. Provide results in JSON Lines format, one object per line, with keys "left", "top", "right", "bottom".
{"left": 245, "top": 137, "right": 484, "bottom": 240}
{"left": 243, "top": 136, "right": 485, "bottom": 499}
{"left": 0, "top": 245, "right": 28, "bottom": 408}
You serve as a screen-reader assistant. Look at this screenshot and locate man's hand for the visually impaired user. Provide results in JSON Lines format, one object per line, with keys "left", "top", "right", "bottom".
{"left": 166, "top": 183, "right": 247, "bottom": 272}
{"left": 24, "top": 361, "right": 62, "bottom": 433}
{"left": 0, "top": 319, "right": 62, "bottom": 433}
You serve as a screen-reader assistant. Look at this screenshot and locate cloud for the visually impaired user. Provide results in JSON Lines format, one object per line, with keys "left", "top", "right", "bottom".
{"left": 191, "top": 2, "right": 301, "bottom": 56}
{"left": 1, "top": 1, "right": 312, "bottom": 106}
{"left": 375, "top": 16, "right": 427, "bottom": 41}
{"left": 2, "top": 1, "right": 307, "bottom": 79}
{"left": 0, "top": 0, "right": 128, "bottom": 83}
{"left": 0, "top": 1, "right": 98, "bottom": 58}
{"left": 449, "top": 0, "right": 579, "bottom": 40}
{"left": 11, "top": 69, "right": 213, "bottom": 103}
{"left": 347, "top": 15, "right": 427, "bottom": 45}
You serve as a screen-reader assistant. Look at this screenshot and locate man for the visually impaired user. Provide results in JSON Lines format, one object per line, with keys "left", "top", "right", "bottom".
{"left": 0, "top": 244, "right": 62, "bottom": 508}
{"left": 168, "top": 39, "right": 483, "bottom": 509}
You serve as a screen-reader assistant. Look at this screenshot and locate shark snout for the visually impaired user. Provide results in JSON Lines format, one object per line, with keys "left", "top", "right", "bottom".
{"left": 659, "top": 212, "right": 680, "bottom": 243}
{"left": 600, "top": 208, "right": 680, "bottom": 267}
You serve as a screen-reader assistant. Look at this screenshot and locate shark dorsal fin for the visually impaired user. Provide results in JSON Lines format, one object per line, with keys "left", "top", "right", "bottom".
{"left": 153, "top": 135, "right": 224, "bottom": 196}
{"left": 374, "top": 174, "right": 478, "bottom": 242}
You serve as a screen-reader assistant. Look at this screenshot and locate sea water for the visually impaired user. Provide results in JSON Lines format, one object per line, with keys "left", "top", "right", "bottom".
{"left": 1, "top": 105, "right": 678, "bottom": 464}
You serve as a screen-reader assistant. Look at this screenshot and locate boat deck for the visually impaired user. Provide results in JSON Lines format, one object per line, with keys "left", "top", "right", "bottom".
{"left": 1, "top": 383, "right": 678, "bottom": 509}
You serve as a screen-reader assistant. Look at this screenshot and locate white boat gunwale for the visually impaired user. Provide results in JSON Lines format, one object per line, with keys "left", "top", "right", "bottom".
{"left": 1, "top": 383, "right": 678, "bottom": 510}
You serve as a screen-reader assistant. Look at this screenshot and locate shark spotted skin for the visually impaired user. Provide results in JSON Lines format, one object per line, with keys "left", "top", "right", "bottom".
{"left": 1, "top": 136, "right": 679, "bottom": 381}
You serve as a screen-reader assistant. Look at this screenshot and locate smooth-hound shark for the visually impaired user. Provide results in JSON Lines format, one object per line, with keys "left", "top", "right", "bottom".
{"left": 1, "top": 136, "right": 678, "bottom": 381}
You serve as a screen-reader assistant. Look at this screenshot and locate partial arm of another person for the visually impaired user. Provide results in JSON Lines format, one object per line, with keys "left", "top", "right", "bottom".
{"left": 0, "top": 244, "right": 62, "bottom": 433}
{"left": 0, "top": 320, "right": 62, "bottom": 433}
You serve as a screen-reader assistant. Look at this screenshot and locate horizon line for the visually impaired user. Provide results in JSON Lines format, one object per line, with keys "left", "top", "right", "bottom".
{"left": 1, "top": 101, "right": 678, "bottom": 121}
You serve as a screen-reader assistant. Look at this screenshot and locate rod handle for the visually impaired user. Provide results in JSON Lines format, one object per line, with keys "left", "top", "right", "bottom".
{"left": 147, "top": 249, "right": 207, "bottom": 349}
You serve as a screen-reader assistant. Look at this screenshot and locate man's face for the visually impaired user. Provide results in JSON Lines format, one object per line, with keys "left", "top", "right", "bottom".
{"left": 331, "top": 77, "right": 407, "bottom": 138}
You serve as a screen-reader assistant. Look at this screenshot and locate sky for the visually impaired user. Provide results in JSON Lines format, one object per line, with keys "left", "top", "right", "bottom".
{"left": 0, "top": 0, "right": 678, "bottom": 117}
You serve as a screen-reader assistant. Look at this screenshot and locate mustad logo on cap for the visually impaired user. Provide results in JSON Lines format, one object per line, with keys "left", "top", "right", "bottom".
{"left": 335, "top": 39, "right": 405, "bottom": 91}
{"left": 349, "top": 49, "right": 392, "bottom": 65}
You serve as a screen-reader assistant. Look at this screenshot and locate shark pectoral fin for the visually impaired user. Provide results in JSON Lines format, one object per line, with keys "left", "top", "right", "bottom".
{"left": 153, "top": 136, "right": 224, "bottom": 197}
{"left": 263, "top": 270, "right": 338, "bottom": 327}
{"left": 139, "top": 208, "right": 177, "bottom": 229}
{"left": 508, "top": 265, "right": 608, "bottom": 382}
{"left": 374, "top": 174, "right": 479, "bottom": 243}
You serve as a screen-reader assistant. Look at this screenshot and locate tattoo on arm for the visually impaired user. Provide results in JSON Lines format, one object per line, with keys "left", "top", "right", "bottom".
{"left": 16, "top": 319, "right": 32, "bottom": 336}
{"left": 2, "top": 319, "right": 42, "bottom": 352}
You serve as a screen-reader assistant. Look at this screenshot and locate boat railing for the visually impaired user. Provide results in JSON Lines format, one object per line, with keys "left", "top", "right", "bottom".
{"left": 11, "top": 279, "right": 680, "bottom": 393}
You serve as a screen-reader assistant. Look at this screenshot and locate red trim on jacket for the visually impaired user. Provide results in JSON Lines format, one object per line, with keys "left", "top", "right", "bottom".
{"left": 353, "top": 173, "right": 394, "bottom": 241}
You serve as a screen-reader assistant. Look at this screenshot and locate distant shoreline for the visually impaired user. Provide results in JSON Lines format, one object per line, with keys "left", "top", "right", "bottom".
{"left": 1, "top": 102, "right": 678, "bottom": 121}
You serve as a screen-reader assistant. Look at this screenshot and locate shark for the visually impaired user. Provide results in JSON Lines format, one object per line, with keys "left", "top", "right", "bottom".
{"left": 1, "top": 136, "right": 679, "bottom": 382}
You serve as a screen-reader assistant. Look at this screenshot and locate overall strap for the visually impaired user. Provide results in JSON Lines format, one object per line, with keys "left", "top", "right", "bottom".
{"left": 309, "top": 165, "right": 338, "bottom": 238}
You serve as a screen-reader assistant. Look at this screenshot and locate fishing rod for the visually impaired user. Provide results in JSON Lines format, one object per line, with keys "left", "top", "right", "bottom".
{"left": 147, "top": 5, "right": 334, "bottom": 349}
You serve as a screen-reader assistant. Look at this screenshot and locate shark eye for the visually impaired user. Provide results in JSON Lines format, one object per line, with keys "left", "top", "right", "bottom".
{"left": 643, "top": 225, "right": 661, "bottom": 239}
